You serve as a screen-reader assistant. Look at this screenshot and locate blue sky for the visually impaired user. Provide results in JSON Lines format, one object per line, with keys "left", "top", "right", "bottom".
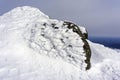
{"left": 0, "top": 0, "right": 120, "bottom": 37}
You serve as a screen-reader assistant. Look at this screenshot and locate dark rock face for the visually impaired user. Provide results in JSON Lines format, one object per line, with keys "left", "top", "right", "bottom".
{"left": 63, "top": 21, "right": 91, "bottom": 70}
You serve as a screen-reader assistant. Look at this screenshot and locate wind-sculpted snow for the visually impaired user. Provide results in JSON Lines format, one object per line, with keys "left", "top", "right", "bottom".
{"left": 0, "top": 6, "right": 120, "bottom": 80}
{"left": 23, "top": 20, "right": 88, "bottom": 70}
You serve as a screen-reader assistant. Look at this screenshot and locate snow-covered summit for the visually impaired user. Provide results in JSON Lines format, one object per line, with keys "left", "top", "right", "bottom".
{"left": 0, "top": 6, "right": 120, "bottom": 80}
{"left": 0, "top": 6, "right": 49, "bottom": 23}
{"left": 0, "top": 6, "right": 91, "bottom": 70}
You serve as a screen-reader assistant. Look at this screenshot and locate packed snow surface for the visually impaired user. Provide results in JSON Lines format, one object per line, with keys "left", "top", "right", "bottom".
{"left": 0, "top": 6, "right": 120, "bottom": 80}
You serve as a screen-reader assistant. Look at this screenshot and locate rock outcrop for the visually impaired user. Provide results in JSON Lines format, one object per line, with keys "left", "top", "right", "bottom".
{"left": 0, "top": 6, "right": 91, "bottom": 70}
{"left": 63, "top": 21, "right": 91, "bottom": 70}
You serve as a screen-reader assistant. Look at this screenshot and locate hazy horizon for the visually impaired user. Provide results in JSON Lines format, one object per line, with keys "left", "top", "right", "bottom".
{"left": 0, "top": 0, "right": 120, "bottom": 37}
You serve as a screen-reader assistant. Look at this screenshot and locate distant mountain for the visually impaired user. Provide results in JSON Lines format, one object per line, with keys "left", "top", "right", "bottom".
{"left": 0, "top": 6, "right": 120, "bottom": 80}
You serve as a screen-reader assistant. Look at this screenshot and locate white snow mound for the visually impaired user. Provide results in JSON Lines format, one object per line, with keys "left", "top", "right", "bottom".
{"left": 0, "top": 6, "right": 120, "bottom": 80}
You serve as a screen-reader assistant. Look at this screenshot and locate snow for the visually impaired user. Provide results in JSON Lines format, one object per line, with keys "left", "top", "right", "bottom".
{"left": 79, "top": 26, "right": 87, "bottom": 34}
{"left": 0, "top": 6, "right": 120, "bottom": 80}
{"left": 88, "top": 41, "right": 120, "bottom": 80}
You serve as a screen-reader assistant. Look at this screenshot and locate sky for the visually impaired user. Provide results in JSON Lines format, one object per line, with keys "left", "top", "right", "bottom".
{"left": 0, "top": 0, "right": 120, "bottom": 37}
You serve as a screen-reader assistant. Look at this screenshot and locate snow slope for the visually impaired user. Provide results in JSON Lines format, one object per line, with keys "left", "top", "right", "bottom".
{"left": 0, "top": 6, "right": 120, "bottom": 80}
{"left": 88, "top": 41, "right": 120, "bottom": 80}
